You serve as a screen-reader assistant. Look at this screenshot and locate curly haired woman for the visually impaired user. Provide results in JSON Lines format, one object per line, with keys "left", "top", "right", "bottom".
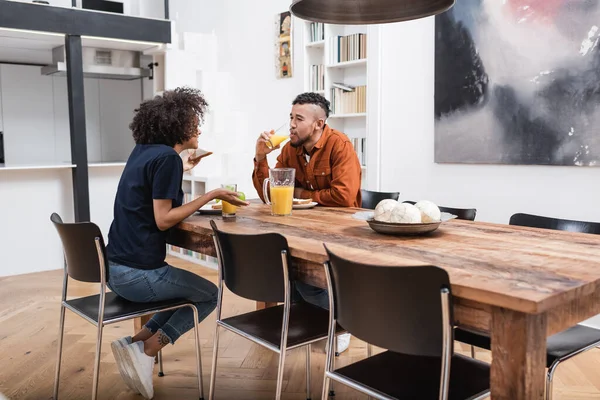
{"left": 106, "top": 87, "right": 249, "bottom": 398}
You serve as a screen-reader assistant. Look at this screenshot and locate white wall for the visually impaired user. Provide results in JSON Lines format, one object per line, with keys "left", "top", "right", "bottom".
{"left": 168, "top": 0, "right": 305, "bottom": 198}
{"left": 377, "top": 18, "right": 600, "bottom": 224}
{"left": 0, "top": 169, "right": 74, "bottom": 276}
{"left": 89, "top": 166, "right": 125, "bottom": 241}
{"left": 0, "top": 65, "right": 138, "bottom": 276}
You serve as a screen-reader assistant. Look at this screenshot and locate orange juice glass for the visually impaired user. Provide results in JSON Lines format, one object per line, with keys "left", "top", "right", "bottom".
{"left": 265, "top": 121, "right": 290, "bottom": 149}
{"left": 221, "top": 184, "right": 237, "bottom": 218}
{"left": 266, "top": 134, "right": 289, "bottom": 149}
{"left": 262, "top": 168, "right": 295, "bottom": 216}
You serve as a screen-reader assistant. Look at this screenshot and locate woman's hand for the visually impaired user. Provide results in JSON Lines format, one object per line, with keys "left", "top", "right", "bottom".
{"left": 182, "top": 149, "right": 204, "bottom": 172}
{"left": 211, "top": 189, "right": 250, "bottom": 207}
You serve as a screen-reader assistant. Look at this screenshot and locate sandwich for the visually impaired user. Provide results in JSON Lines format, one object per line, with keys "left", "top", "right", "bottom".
{"left": 293, "top": 198, "right": 312, "bottom": 205}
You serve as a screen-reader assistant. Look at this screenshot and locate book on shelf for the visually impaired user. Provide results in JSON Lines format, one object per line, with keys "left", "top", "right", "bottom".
{"left": 330, "top": 85, "right": 367, "bottom": 115}
{"left": 310, "top": 64, "right": 325, "bottom": 91}
{"left": 309, "top": 22, "right": 324, "bottom": 42}
{"left": 329, "top": 33, "right": 367, "bottom": 64}
{"left": 351, "top": 137, "right": 367, "bottom": 167}
{"left": 332, "top": 82, "right": 354, "bottom": 91}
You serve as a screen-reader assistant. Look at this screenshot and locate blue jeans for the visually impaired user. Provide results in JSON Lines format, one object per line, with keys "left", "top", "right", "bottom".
{"left": 107, "top": 261, "right": 218, "bottom": 344}
{"left": 294, "top": 281, "right": 330, "bottom": 310}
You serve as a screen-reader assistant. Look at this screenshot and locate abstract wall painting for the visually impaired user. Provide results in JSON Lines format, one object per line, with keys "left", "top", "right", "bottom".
{"left": 435, "top": 0, "right": 600, "bottom": 166}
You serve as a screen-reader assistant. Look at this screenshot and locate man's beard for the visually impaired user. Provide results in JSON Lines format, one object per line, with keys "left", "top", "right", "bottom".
{"left": 290, "top": 135, "right": 309, "bottom": 148}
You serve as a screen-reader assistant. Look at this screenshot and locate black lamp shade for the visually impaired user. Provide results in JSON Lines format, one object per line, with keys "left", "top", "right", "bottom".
{"left": 290, "top": 0, "right": 455, "bottom": 25}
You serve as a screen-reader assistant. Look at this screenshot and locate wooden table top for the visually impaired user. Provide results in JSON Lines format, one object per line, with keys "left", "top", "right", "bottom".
{"left": 176, "top": 204, "right": 600, "bottom": 314}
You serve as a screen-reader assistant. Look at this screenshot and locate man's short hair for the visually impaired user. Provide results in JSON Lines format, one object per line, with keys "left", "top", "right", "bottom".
{"left": 292, "top": 92, "right": 331, "bottom": 118}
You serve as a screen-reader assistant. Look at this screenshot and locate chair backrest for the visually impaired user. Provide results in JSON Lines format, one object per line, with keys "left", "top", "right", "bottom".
{"left": 50, "top": 213, "right": 106, "bottom": 283}
{"left": 361, "top": 189, "right": 400, "bottom": 210}
{"left": 324, "top": 245, "right": 453, "bottom": 357}
{"left": 403, "top": 201, "right": 477, "bottom": 221}
{"left": 509, "top": 213, "right": 600, "bottom": 234}
{"left": 210, "top": 220, "right": 290, "bottom": 303}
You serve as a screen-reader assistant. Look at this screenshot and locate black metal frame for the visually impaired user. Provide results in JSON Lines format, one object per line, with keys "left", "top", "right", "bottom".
{"left": 65, "top": 35, "right": 90, "bottom": 222}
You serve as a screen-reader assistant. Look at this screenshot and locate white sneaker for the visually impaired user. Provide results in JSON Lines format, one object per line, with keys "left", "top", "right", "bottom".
{"left": 111, "top": 336, "right": 138, "bottom": 393}
{"left": 336, "top": 333, "right": 351, "bottom": 354}
{"left": 122, "top": 341, "right": 155, "bottom": 399}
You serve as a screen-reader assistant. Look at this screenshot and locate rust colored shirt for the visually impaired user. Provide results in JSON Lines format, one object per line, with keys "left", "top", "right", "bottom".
{"left": 252, "top": 125, "right": 362, "bottom": 207}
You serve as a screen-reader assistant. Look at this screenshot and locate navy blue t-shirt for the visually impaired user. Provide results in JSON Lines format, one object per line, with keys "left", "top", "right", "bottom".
{"left": 107, "top": 144, "right": 184, "bottom": 270}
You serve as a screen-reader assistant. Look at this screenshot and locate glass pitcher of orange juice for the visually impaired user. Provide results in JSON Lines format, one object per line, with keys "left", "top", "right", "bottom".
{"left": 262, "top": 168, "right": 295, "bottom": 216}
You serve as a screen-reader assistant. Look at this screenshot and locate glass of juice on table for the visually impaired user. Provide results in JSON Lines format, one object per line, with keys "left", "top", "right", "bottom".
{"left": 262, "top": 168, "right": 295, "bottom": 216}
{"left": 221, "top": 184, "right": 238, "bottom": 219}
{"left": 266, "top": 121, "right": 290, "bottom": 149}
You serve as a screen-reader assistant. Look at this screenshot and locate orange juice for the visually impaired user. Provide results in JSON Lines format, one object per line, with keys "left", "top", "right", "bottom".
{"left": 221, "top": 183, "right": 238, "bottom": 218}
{"left": 267, "top": 134, "right": 289, "bottom": 149}
{"left": 270, "top": 186, "right": 294, "bottom": 216}
{"left": 222, "top": 201, "right": 237, "bottom": 216}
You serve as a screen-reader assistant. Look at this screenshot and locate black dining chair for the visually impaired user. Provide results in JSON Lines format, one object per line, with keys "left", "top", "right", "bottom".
{"left": 209, "top": 220, "right": 343, "bottom": 400}
{"left": 320, "top": 245, "right": 490, "bottom": 400}
{"left": 361, "top": 189, "right": 400, "bottom": 210}
{"left": 403, "top": 201, "right": 477, "bottom": 221}
{"left": 50, "top": 213, "right": 205, "bottom": 400}
{"left": 455, "top": 212, "right": 600, "bottom": 400}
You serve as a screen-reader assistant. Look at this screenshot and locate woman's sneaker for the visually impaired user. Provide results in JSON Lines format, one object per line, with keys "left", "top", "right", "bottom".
{"left": 122, "top": 341, "right": 155, "bottom": 399}
{"left": 336, "top": 333, "right": 351, "bottom": 355}
{"left": 111, "top": 336, "right": 138, "bottom": 393}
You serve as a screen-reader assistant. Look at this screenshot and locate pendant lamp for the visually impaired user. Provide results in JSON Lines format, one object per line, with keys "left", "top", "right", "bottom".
{"left": 290, "top": 0, "right": 455, "bottom": 25}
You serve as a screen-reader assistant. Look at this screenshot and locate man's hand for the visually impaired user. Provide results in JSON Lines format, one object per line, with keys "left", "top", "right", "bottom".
{"left": 294, "top": 187, "right": 307, "bottom": 199}
{"left": 255, "top": 130, "right": 279, "bottom": 162}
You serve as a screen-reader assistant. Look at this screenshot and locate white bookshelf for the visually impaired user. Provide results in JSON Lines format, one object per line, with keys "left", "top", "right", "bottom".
{"left": 303, "top": 21, "right": 378, "bottom": 189}
{"left": 327, "top": 58, "right": 368, "bottom": 69}
{"left": 328, "top": 112, "right": 367, "bottom": 119}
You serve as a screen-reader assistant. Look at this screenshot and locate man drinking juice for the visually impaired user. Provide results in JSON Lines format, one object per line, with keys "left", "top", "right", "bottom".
{"left": 251, "top": 92, "right": 361, "bottom": 354}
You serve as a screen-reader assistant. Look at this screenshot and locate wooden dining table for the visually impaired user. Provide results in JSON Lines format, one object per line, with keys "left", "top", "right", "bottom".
{"left": 161, "top": 203, "right": 600, "bottom": 400}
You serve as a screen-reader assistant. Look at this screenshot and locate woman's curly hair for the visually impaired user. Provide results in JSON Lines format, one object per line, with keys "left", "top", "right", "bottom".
{"left": 130, "top": 87, "right": 209, "bottom": 146}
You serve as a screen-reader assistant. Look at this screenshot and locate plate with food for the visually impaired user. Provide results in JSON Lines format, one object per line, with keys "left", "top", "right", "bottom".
{"left": 293, "top": 198, "right": 318, "bottom": 210}
{"left": 197, "top": 202, "right": 222, "bottom": 215}
{"left": 357, "top": 200, "right": 456, "bottom": 236}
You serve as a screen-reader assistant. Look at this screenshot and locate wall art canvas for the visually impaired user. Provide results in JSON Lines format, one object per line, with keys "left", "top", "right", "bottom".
{"left": 275, "top": 11, "right": 293, "bottom": 79}
{"left": 435, "top": 0, "right": 600, "bottom": 166}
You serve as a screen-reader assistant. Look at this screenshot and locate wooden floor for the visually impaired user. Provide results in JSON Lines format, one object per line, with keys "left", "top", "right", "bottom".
{"left": 1, "top": 257, "right": 600, "bottom": 399}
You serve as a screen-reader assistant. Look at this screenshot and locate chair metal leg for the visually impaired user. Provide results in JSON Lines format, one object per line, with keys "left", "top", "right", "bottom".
{"left": 157, "top": 349, "right": 164, "bottom": 377}
{"left": 275, "top": 347, "right": 288, "bottom": 400}
{"left": 367, "top": 344, "right": 373, "bottom": 400}
{"left": 471, "top": 345, "right": 476, "bottom": 359}
{"left": 209, "top": 324, "right": 221, "bottom": 400}
{"left": 190, "top": 306, "right": 204, "bottom": 400}
{"left": 52, "top": 304, "right": 66, "bottom": 400}
{"left": 321, "top": 376, "right": 331, "bottom": 400}
{"left": 91, "top": 324, "right": 104, "bottom": 400}
{"left": 305, "top": 344, "right": 311, "bottom": 400}
{"left": 329, "top": 336, "right": 336, "bottom": 398}
{"left": 546, "top": 360, "right": 560, "bottom": 400}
